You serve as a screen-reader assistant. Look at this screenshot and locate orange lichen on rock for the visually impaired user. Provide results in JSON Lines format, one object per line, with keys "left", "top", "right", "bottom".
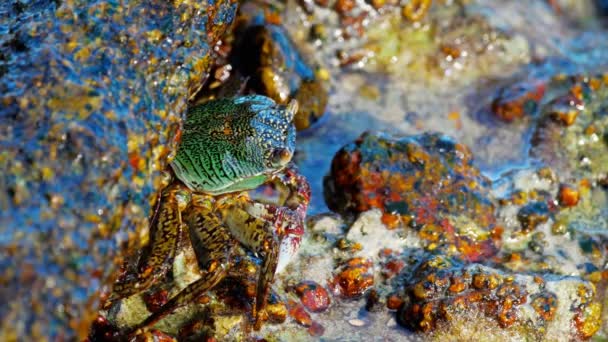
{"left": 294, "top": 281, "right": 331, "bottom": 313}
{"left": 329, "top": 258, "right": 374, "bottom": 298}
{"left": 557, "top": 184, "right": 580, "bottom": 207}
{"left": 492, "top": 79, "right": 546, "bottom": 122}
{"left": 324, "top": 132, "right": 499, "bottom": 262}
{"left": 397, "top": 256, "right": 532, "bottom": 332}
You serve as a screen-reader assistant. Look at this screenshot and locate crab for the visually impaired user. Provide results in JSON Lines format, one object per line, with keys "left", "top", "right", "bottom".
{"left": 109, "top": 95, "right": 310, "bottom": 333}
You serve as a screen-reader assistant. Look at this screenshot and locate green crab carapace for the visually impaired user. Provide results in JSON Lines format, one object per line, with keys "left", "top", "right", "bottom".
{"left": 171, "top": 95, "right": 298, "bottom": 194}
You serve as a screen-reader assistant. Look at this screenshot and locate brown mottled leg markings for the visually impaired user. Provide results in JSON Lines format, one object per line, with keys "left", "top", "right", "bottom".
{"left": 129, "top": 202, "right": 234, "bottom": 332}
{"left": 221, "top": 204, "right": 280, "bottom": 330}
{"left": 111, "top": 185, "right": 182, "bottom": 301}
{"left": 254, "top": 236, "right": 279, "bottom": 330}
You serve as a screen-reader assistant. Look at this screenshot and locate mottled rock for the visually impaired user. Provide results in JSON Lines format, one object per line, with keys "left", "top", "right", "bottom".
{"left": 287, "top": 300, "right": 313, "bottom": 327}
{"left": 329, "top": 257, "right": 375, "bottom": 298}
{"left": 531, "top": 74, "right": 608, "bottom": 182}
{"left": 266, "top": 301, "right": 288, "bottom": 324}
{"left": 307, "top": 320, "right": 325, "bottom": 337}
{"left": 494, "top": 168, "right": 608, "bottom": 278}
{"left": 396, "top": 253, "right": 601, "bottom": 339}
{"left": 230, "top": 6, "right": 328, "bottom": 131}
{"left": 517, "top": 201, "right": 551, "bottom": 232}
{"left": 492, "top": 79, "right": 546, "bottom": 122}
{"left": 558, "top": 183, "right": 580, "bottom": 207}
{"left": 0, "top": 0, "right": 237, "bottom": 339}
{"left": 363, "top": 5, "right": 530, "bottom": 82}
{"left": 294, "top": 281, "right": 331, "bottom": 313}
{"left": 324, "top": 132, "right": 499, "bottom": 261}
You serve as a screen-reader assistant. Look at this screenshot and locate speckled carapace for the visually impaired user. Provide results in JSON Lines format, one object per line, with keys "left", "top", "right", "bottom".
{"left": 172, "top": 95, "right": 298, "bottom": 194}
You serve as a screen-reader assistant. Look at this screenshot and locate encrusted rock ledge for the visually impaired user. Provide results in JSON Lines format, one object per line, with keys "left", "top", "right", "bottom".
{"left": 0, "top": 0, "right": 236, "bottom": 339}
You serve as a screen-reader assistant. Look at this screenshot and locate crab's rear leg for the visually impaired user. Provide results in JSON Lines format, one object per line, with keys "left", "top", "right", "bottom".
{"left": 128, "top": 196, "right": 235, "bottom": 333}
{"left": 219, "top": 200, "right": 282, "bottom": 330}
{"left": 109, "top": 184, "right": 184, "bottom": 302}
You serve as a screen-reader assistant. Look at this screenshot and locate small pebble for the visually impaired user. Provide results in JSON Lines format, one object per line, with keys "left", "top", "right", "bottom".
{"left": 308, "top": 321, "right": 325, "bottom": 336}
{"left": 386, "top": 294, "right": 403, "bottom": 310}
{"left": 558, "top": 184, "right": 579, "bottom": 207}
{"left": 143, "top": 289, "right": 169, "bottom": 313}
{"left": 331, "top": 259, "right": 374, "bottom": 298}
{"left": 288, "top": 300, "right": 313, "bottom": 327}
{"left": 294, "top": 280, "right": 331, "bottom": 313}
{"left": 266, "top": 302, "right": 288, "bottom": 323}
{"left": 348, "top": 318, "right": 366, "bottom": 327}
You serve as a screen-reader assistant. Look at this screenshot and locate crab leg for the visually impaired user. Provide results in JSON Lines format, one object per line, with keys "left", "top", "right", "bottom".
{"left": 272, "top": 165, "right": 311, "bottom": 218}
{"left": 220, "top": 202, "right": 280, "bottom": 330}
{"left": 256, "top": 165, "right": 311, "bottom": 272}
{"left": 110, "top": 184, "right": 183, "bottom": 301}
{"left": 220, "top": 165, "right": 311, "bottom": 329}
{"left": 129, "top": 196, "right": 235, "bottom": 332}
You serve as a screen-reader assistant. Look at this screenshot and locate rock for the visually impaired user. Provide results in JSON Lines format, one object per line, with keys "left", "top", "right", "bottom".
{"left": 557, "top": 183, "right": 580, "bottom": 207}
{"left": 143, "top": 290, "right": 170, "bottom": 314}
{"left": 287, "top": 300, "right": 313, "bottom": 327}
{"left": 307, "top": 321, "right": 325, "bottom": 337}
{"left": 491, "top": 79, "right": 546, "bottom": 122}
{"left": 293, "top": 281, "right": 331, "bottom": 313}
{"left": 494, "top": 168, "right": 608, "bottom": 278}
{"left": 133, "top": 329, "right": 177, "bottom": 342}
{"left": 395, "top": 253, "right": 601, "bottom": 339}
{"left": 386, "top": 294, "right": 404, "bottom": 310}
{"left": 324, "top": 131, "right": 499, "bottom": 261}
{"left": 363, "top": 5, "right": 530, "bottom": 82}
{"left": 517, "top": 201, "right": 551, "bottom": 232}
{"left": 0, "top": 0, "right": 237, "bottom": 339}
{"left": 345, "top": 209, "right": 411, "bottom": 259}
{"left": 266, "top": 302, "right": 288, "bottom": 324}
{"left": 230, "top": 5, "right": 328, "bottom": 131}
{"left": 531, "top": 74, "right": 608, "bottom": 182}
{"left": 329, "top": 257, "right": 374, "bottom": 298}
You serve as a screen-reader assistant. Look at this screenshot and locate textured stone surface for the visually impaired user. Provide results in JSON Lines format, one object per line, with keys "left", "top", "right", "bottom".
{"left": 0, "top": 0, "right": 236, "bottom": 339}
{"left": 324, "top": 132, "right": 499, "bottom": 261}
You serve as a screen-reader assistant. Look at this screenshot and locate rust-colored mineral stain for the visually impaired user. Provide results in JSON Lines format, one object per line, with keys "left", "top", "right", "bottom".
{"left": 288, "top": 300, "right": 313, "bottom": 327}
{"left": 294, "top": 281, "right": 331, "bottom": 313}
{"left": 558, "top": 184, "right": 580, "bottom": 207}
{"left": 331, "top": 258, "right": 374, "bottom": 298}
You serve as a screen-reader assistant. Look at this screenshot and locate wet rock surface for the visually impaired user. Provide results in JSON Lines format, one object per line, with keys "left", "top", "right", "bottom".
{"left": 0, "top": 0, "right": 236, "bottom": 339}
{"left": 531, "top": 74, "right": 608, "bottom": 182}
{"left": 230, "top": 16, "right": 329, "bottom": 131}
{"left": 324, "top": 132, "right": 499, "bottom": 261}
{"left": 4, "top": 0, "right": 608, "bottom": 340}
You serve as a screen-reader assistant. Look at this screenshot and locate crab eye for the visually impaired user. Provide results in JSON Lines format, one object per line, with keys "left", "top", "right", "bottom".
{"left": 270, "top": 147, "right": 292, "bottom": 168}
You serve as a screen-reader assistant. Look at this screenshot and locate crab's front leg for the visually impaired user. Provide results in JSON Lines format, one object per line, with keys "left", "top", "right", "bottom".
{"left": 271, "top": 164, "right": 312, "bottom": 217}
{"left": 127, "top": 195, "right": 236, "bottom": 333}
{"left": 221, "top": 166, "right": 311, "bottom": 329}
{"left": 254, "top": 165, "right": 311, "bottom": 272}
{"left": 219, "top": 198, "right": 281, "bottom": 330}
{"left": 109, "top": 183, "right": 185, "bottom": 302}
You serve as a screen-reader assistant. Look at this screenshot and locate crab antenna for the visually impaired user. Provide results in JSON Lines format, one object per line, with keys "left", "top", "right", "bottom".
{"left": 285, "top": 99, "right": 298, "bottom": 122}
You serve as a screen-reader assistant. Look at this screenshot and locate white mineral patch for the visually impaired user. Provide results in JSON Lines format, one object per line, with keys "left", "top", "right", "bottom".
{"left": 511, "top": 169, "right": 556, "bottom": 194}
{"left": 310, "top": 214, "right": 344, "bottom": 235}
{"left": 544, "top": 276, "right": 592, "bottom": 340}
{"left": 112, "top": 294, "right": 150, "bottom": 329}
{"left": 346, "top": 209, "right": 420, "bottom": 259}
{"left": 173, "top": 247, "right": 203, "bottom": 291}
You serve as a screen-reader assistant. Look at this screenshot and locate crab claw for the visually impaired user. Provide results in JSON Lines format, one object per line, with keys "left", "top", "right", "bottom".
{"left": 275, "top": 207, "right": 305, "bottom": 272}
{"left": 270, "top": 165, "right": 311, "bottom": 271}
